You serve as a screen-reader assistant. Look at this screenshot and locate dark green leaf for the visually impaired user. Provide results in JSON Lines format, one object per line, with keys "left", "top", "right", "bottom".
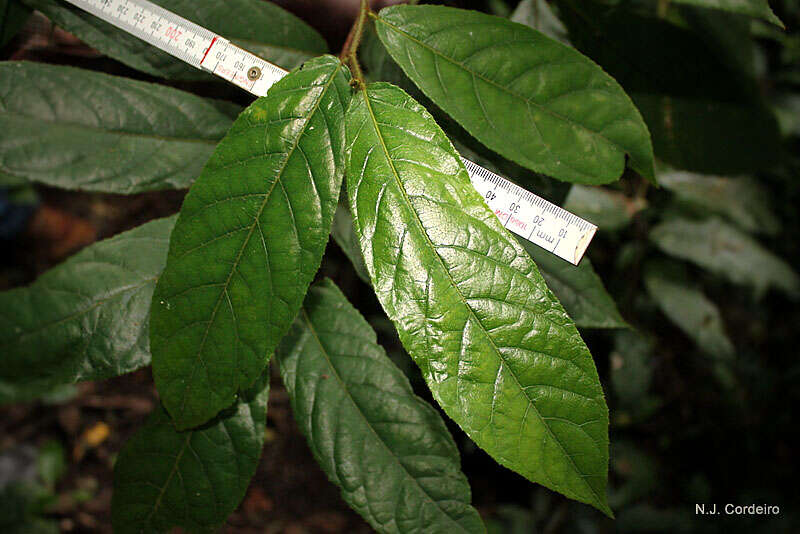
{"left": 331, "top": 204, "right": 371, "bottom": 285}
{"left": 346, "top": 82, "right": 611, "bottom": 515}
{"left": 150, "top": 56, "right": 350, "bottom": 430}
{"left": 650, "top": 217, "right": 800, "bottom": 298}
{"left": 276, "top": 279, "right": 485, "bottom": 533}
{"left": 610, "top": 331, "right": 654, "bottom": 407}
{"left": 0, "top": 216, "right": 175, "bottom": 392}
{"left": 659, "top": 168, "right": 779, "bottom": 235}
{"left": 563, "top": 184, "right": 645, "bottom": 232}
{"left": 644, "top": 261, "right": 734, "bottom": 358}
{"left": 374, "top": 4, "right": 655, "bottom": 185}
{"left": 669, "top": 0, "right": 784, "bottom": 27}
{"left": 23, "top": 0, "right": 328, "bottom": 78}
{"left": 633, "top": 94, "right": 783, "bottom": 174}
{"left": 112, "top": 370, "right": 269, "bottom": 533}
{"left": 0, "top": 0, "right": 30, "bottom": 47}
{"left": 0, "top": 62, "right": 235, "bottom": 193}
{"left": 518, "top": 239, "right": 627, "bottom": 329}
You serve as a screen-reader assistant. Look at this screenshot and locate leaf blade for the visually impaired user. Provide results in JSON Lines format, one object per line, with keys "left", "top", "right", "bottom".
{"left": 276, "top": 279, "right": 485, "bottom": 533}
{"left": 150, "top": 56, "right": 350, "bottom": 429}
{"left": 346, "top": 82, "right": 611, "bottom": 514}
{"left": 374, "top": 4, "right": 654, "bottom": 185}
{"left": 112, "top": 369, "right": 269, "bottom": 533}
{"left": 0, "top": 216, "right": 175, "bottom": 391}
{"left": 0, "top": 61, "right": 235, "bottom": 193}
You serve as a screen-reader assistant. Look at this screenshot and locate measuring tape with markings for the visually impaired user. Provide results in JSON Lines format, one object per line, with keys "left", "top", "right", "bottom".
{"left": 62, "top": 0, "right": 597, "bottom": 265}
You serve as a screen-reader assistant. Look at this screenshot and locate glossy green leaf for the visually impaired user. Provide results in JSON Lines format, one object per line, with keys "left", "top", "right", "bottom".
{"left": 632, "top": 94, "right": 783, "bottom": 174}
{"left": 151, "top": 56, "right": 350, "bottom": 430}
{"left": 511, "top": 0, "right": 570, "bottom": 45}
{"left": 331, "top": 204, "right": 371, "bottom": 285}
{"left": 374, "top": 4, "right": 655, "bottom": 185}
{"left": 23, "top": 0, "right": 328, "bottom": 79}
{"left": 669, "top": 0, "right": 784, "bottom": 27}
{"left": 0, "top": 62, "right": 236, "bottom": 193}
{"left": 659, "top": 169, "right": 779, "bottom": 235}
{"left": 276, "top": 279, "right": 485, "bottom": 533}
{"left": 112, "top": 369, "right": 269, "bottom": 533}
{"left": 563, "top": 184, "right": 645, "bottom": 232}
{"left": 0, "top": 0, "right": 30, "bottom": 47}
{"left": 643, "top": 261, "right": 734, "bottom": 358}
{"left": 518, "top": 239, "right": 627, "bottom": 329}
{"left": 650, "top": 217, "right": 800, "bottom": 298}
{"left": 346, "top": 82, "right": 611, "bottom": 515}
{"left": 0, "top": 216, "right": 174, "bottom": 392}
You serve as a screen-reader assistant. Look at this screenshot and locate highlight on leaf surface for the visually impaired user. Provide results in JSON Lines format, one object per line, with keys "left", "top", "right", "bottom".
{"left": 112, "top": 369, "right": 269, "bottom": 533}
{"left": 150, "top": 55, "right": 351, "bottom": 430}
{"left": 373, "top": 4, "right": 655, "bottom": 185}
{"left": 346, "top": 81, "right": 612, "bottom": 515}
{"left": 276, "top": 279, "right": 485, "bottom": 533}
{"left": 0, "top": 216, "right": 175, "bottom": 394}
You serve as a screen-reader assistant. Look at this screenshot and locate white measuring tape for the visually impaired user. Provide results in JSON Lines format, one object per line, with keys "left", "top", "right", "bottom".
{"left": 62, "top": 0, "right": 597, "bottom": 265}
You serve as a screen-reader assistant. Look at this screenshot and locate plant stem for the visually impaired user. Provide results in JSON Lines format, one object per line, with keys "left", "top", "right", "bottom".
{"left": 341, "top": 0, "right": 370, "bottom": 85}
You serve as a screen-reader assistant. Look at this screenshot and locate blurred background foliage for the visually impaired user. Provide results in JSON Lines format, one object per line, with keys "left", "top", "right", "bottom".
{"left": 1, "top": 0, "right": 799, "bottom": 532}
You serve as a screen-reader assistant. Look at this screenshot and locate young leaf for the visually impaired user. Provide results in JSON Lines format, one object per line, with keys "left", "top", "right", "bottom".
{"left": 276, "top": 279, "right": 485, "bottom": 533}
{"left": 373, "top": 4, "right": 655, "bottom": 185}
{"left": 650, "top": 217, "right": 800, "bottom": 298}
{"left": 346, "top": 83, "right": 611, "bottom": 515}
{"left": 23, "top": 0, "right": 328, "bottom": 79}
{"left": 112, "top": 370, "right": 269, "bottom": 533}
{"left": 0, "top": 216, "right": 174, "bottom": 391}
{"left": 0, "top": 62, "right": 235, "bottom": 193}
{"left": 519, "top": 239, "right": 627, "bottom": 329}
{"left": 644, "top": 261, "right": 734, "bottom": 358}
{"left": 668, "top": 0, "right": 784, "bottom": 28}
{"left": 658, "top": 169, "right": 779, "bottom": 235}
{"left": 150, "top": 56, "right": 350, "bottom": 430}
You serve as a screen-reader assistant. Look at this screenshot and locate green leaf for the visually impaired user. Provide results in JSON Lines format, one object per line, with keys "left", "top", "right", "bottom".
{"left": 632, "top": 94, "right": 783, "bottom": 174}
{"left": 1, "top": 0, "right": 30, "bottom": 47}
{"left": 658, "top": 168, "right": 780, "bottom": 235}
{"left": 563, "top": 184, "right": 645, "bottom": 232}
{"left": 23, "top": 0, "right": 328, "bottom": 79}
{"left": 644, "top": 261, "right": 734, "bottom": 358}
{"left": 331, "top": 204, "right": 371, "bottom": 285}
{"left": 669, "top": 0, "right": 784, "bottom": 27}
{"left": 373, "top": 4, "right": 655, "bottom": 185}
{"left": 610, "top": 331, "right": 654, "bottom": 407}
{"left": 346, "top": 82, "right": 611, "bottom": 515}
{"left": 518, "top": 239, "right": 627, "bottom": 329}
{"left": 112, "top": 369, "right": 269, "bottom": 533}
{"left": 0, "top": 216, "right": 175, "bottom": 392}
{"left": 150, "top": 56, "right": 350, "bottom": 430}
{"left": 276, "top": 279, "right": 485, "bottom": 533}
{"left": 0, "top": 62, "right": 236, "bottom": 193}
{"left": 510, "top": 0, "right": 570, "bottom": 45}
{"left": 650, "top": 217, "right": 800, "bottom": 298}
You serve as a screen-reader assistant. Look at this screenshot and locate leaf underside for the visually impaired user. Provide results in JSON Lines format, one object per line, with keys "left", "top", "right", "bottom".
{"left": 0, "top": 61, "right": 235, "bottom": 193}
{"left": 150, "top": 55, "right": 351, "bottom": 430}
{"left": 0, "top": 216, "right": 175, "bottom": 391}
{"left": 346, "top": 82, "right": 611, "bottom": 515}
{"left": 277, "top": 279, "right": 485, "bottom": 533}
{"left": 112, "top": 370, "right": 269, "bottom": 533}
{"left": 374, "top": 4, "right": 654, "bottom": 185}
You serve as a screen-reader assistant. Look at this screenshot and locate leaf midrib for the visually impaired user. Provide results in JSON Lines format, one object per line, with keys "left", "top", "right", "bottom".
{"left": 298, "top": 307, "right": 473, "bottom": 533}
{"left": 359, "top": 87, "right": 605, "bottom": 509}
{"left": 374, "top": 14, "right": 629, "bottom": 161}
{"left": 174, "top": 63, "right": 343, "bottom": 422}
